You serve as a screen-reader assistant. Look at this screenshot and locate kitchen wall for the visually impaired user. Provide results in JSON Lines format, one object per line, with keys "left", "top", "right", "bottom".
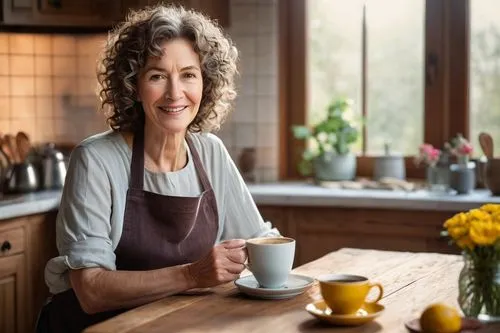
{"left": 0, "top": 33, "right": 108, "bottom": 144}
{"left": 221, "top": 0, "right": 279, "bottom": 182}
{"left": 0, "top": 0, "right": 279, "bottom": 182}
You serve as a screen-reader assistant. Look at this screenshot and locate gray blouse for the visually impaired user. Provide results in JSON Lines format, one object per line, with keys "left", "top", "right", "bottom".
{"left": 45, "top": 130, "right": 279, "bottom": 294}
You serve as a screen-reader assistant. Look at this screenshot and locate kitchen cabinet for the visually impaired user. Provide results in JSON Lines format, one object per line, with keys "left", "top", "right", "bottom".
{"left": 1, "top": 0, "right": 229, "bottom": 29}
{"left": 0, "top": 255, "right": 26, "bottom": 333}
{"left": 25, "top": 212, "right": 58, "bottom": 332}
{"left": 258, "top": 205, "right": 459, "bottom": 267}
{"left": 188, "top": 0, "right": 229, "bottom": 27}
{"left": 124, "top": 0, "right": 188, "bottom": 10}
{"left": 259, "top": 206, "right": 288, "bottom": 236}
{"left": 0, "top": 219, "right": 27, "bottom": 333}
{"left": 126, "top": 0, "right": 230, "bottom": 27}
{"left": 0, "top": 212, "right": 57, "bottom": 333}
{"left": 1, "top": 0, "right": 123, "bottom": 28}
{"left": 0, "top": 0, "right": 32, "bottom": 25}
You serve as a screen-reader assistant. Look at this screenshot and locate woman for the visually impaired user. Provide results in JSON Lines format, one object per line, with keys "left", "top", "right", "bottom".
{"left": 37, "top": 4, "right": 279, "bottom": 332}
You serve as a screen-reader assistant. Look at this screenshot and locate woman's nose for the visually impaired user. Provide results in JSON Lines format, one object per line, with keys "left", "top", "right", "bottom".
{"left": 165, "top": 78, "right": 183, "bottom": 101}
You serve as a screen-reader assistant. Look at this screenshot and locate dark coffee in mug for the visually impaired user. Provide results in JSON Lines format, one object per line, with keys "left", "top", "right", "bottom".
{"left": 327, "top": 276, "right": 367, "bottom": 283}
{"left": 247, "top": 238, "right": 292, "bottom": 245}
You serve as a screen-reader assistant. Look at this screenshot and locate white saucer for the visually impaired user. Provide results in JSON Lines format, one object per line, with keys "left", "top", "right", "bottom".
{"left": 234, "top": 274, "right": 315, "bottom": 300}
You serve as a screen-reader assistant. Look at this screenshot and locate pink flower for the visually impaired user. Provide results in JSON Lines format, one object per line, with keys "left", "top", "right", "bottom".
{"left": 459, "top": 143, "right": 473, "bottom": 155}
{"left": 419, "top": 144, "right": 434, "bottom": 155}
{"left": 428, "top": 148, "right": 441, "bottom": 161}
{"left": 415, "top": 143, "right": 441, "bottom": 167}
{"left": 448, "top": 134, "right": 473, "bottom": 158}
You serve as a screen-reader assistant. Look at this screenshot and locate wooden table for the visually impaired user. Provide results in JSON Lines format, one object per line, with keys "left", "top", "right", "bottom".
{"left": 84, "top": 248, "right": 500, "bottom": 333}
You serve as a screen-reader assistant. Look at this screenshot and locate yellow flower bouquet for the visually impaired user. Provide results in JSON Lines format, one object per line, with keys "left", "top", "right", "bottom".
{"left": 443, "top": 204, "right": 500, "bottom": 321}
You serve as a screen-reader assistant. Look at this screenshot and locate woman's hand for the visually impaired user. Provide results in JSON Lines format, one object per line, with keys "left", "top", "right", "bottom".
{"left": 186, "top": 239, "right": 247, "bottom": 288}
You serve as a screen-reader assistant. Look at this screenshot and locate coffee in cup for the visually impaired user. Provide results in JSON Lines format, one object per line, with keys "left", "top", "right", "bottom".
{"left": 317, "top": 274, "right": 384, "bottom": 314}
{"left": 245, "top": 237, "right": 295, "bottom": 288}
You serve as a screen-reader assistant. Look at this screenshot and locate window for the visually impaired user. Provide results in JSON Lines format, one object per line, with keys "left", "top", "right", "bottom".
{"left": 470, "top": 0, "right": 500, "bottom": 157}
{"left": 279, "top": 0, "right": 470, "bottom": 179}
{"left": 308, "top": 0, "right": 425, "bottom": 155}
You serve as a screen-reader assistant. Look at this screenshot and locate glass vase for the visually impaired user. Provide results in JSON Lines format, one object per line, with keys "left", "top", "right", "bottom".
{"left": 426, "top": 166, "right": 449, "bottom": 193}
{"left": 458, "top": 252, "right": 500, "bottom": 322}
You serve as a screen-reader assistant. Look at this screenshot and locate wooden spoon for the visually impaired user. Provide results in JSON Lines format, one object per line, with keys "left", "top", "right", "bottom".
{"left": 479, "top": 132, "right": 494, "bottom": 159}
{"left": 4, "top": 134, "right": 20, "bottom": 164}
{"left": 0, "top": 135, "right": 15, "bottom": 164}
{"left": 0, "top": 135, "right": 11, "bottom": 166}
{"left": 16, "top": 131, "right": 31, "bottom": 163}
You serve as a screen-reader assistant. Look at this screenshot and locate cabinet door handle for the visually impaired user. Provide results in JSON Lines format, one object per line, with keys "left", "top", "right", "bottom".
{"left": 1, "top": 240, "right": 11, "bottom": 252}
{"left": 48, "top": 0, "right": 62, "bottom": 9}
{"left": 426, "top": 52, "right": 438, "bottom": 87}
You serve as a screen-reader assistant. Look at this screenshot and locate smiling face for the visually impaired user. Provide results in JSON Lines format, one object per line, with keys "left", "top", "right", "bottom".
{"left": 137, "top": 38, "right": 203, "bottom": 135}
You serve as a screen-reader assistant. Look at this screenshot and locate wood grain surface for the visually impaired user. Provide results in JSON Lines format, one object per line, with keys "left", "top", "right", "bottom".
{"left": 84, "top": 248, "right": 500, "bottom": 333}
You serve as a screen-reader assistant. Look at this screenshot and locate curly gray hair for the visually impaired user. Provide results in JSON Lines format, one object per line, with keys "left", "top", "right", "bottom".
{"left": 97, "top": 4, "right": 239, "bottom": 133}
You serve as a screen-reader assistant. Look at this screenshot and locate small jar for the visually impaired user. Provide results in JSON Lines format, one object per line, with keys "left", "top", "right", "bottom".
{"left": 426, "top": 165, "right": 450, "bottom": 193}
{"left": 449, "top": 161, "right": 476, "bottom": 194}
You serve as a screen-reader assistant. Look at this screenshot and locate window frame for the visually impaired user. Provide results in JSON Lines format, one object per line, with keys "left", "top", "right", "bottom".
{"left": 278, "top": 0, "right": 469, "bottom": 180}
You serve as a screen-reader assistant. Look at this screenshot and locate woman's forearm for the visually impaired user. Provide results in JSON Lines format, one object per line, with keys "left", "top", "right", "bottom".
{"left": 69, "top": 264, "right": 196, "bottom": 314}
{"left": 69, "top": 240, "right": 247, "bottom": 314}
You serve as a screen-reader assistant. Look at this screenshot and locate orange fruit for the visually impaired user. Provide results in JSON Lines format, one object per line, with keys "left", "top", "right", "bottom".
{"left": 419, "top": 303, "right": 461, "bottom": 333}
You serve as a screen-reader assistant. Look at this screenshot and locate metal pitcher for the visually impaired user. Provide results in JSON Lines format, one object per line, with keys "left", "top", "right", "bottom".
{"left": 41, "top": 144, "right": 67, "bottom": 190}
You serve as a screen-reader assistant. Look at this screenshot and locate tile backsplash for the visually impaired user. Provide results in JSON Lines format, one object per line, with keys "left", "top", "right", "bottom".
{"left": 223, "top": 0, "right": 279, "bottom": 182}
{"left": 0, "top": 33, "right": 109, "bottom": 145}
{"left": 0, "top": 0, "right": 279, "bottom": 182}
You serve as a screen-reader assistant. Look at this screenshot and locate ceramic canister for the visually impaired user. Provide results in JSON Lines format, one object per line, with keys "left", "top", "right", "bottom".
{"left": 373, "top": 144, "right": 406, "bottom": 181}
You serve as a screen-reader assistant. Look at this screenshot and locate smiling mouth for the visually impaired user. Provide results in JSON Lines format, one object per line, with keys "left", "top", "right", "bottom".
{"left": 158, "top": 106, "right": 188, "bottom": 114}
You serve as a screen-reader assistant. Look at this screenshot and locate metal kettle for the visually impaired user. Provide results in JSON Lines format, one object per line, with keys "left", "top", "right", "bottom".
{"left": 3, "top": 162, "right": 40, "bottom": 193}
{"left": 41, "top": 143, "right": 67, "bottom": 190}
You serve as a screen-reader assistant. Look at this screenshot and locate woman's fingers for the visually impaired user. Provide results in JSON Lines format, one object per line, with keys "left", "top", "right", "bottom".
{"left": 226, "top": 247, "right": 247, "bottom": 264}
{"left": 220, "top": 239, "right": 246, "bottom": 249}
{"left": 225, "top": 261, "right": 245, "bottom": 275}
{"left": 221, "top": 239, "right": 248, "bottom": 265}
{"left": 213, "top": 247, "right": 245, "bottom": 276}
{"left": 187, "top": 241, "right": 248, "bottom": 288}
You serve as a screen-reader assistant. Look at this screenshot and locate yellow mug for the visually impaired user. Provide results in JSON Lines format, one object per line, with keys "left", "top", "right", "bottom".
{"left": 318, "top": 274, "right": 384, "bottom": 315}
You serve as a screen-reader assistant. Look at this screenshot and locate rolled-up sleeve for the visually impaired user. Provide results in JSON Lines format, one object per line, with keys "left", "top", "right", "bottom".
{"left": 45, "top": 145, "right": 115, "bottom": 294}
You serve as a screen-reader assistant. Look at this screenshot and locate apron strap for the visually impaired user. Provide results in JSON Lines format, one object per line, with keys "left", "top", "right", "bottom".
{"left": 130, "top": 128, "right": 145, "bottom": 190}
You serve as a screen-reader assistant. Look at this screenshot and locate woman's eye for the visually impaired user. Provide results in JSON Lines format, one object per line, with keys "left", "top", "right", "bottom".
{"left": 150, "top": 74, "right": 165, "bottom": 81}
{"left": 183, "top": 72, "right": 197, "bottom": 79}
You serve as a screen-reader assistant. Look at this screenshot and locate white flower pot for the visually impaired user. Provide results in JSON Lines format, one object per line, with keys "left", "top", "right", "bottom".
{"left": 313, "top": 152, "right": 356, "bottom": 181}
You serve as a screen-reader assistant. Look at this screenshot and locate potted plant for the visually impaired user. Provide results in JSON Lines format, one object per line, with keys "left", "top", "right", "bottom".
{"left": 292, "top": 98, "right": 359, "bottom": 181}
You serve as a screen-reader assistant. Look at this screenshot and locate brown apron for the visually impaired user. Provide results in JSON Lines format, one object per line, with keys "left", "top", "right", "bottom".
{"left": 36, "top": 130, "right": 219, "bottom": 333}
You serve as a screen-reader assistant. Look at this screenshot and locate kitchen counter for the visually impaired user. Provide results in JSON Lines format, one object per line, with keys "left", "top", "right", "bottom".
{"left": 248, "top": 182, "right": 500, "bottom": 211}
{"left": 0, "top": 182, "right": 498, "bottom": 221}
{"left": 0, "top": 190, "right": 61, "bottom": 220}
